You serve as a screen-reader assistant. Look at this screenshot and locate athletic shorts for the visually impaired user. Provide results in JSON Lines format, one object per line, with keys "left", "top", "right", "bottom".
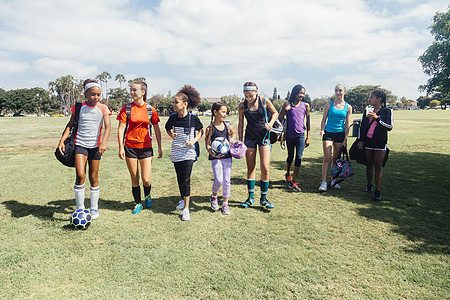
{"left": 75, "top": 145, "right": 101, "bottom": 160}
{"left": 125, "top": 146, "right": 153, "bottom": 159}
{"left": 322, "top": 130, "right": 345, "bottom": 143}
{"left": 244, "top": 138, "right": 270, "bottom": 149}
{"left": 364, "top": 139, "right": 387, "bottom": 151}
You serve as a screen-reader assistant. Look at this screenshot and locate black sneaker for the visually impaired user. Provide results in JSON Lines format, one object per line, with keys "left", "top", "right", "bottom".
{"left": 365, "top": 184, "right": 373, "bottom": 193}
{"left": 373, "top": 190, "right": 382, "bottom": 201}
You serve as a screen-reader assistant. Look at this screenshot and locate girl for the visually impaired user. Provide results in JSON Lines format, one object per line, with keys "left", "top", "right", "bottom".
{"left": 165, "top": 85, "right": 203, "bottom": 221}
{"left": 357, "top": 90, "right": 393, "bottom": 201}
{"left": 238, "top": 82, "right": 279, "bottom": 209}
{"left": 318, "top": 84, "right": 352, "bottom": 191}
{"left": 278, "top": 84, "right": 310, "bottom": 192}
{"left": 57, "top": 79, "right": 111, "bottom": 219}
{"left": 205, "top": 102, "right": 235, "bottom": 215}
{"left": 117, "top": 81, "right": 163, "bottom": 214}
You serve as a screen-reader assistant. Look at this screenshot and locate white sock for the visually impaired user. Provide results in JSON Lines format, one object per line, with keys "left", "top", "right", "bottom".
{"left": 74, "top": 184, "right": 85, "bottom": 209}
{"left": 90, "top": 186, "right": 100, "bottom": 210}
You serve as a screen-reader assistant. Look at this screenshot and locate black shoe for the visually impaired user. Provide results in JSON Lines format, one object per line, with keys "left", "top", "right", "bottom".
{"left": 373, "top": 190, "right": 382, "bottom": 201}
{"left": 365, "top": 184, "right": 373, "bottom": 193}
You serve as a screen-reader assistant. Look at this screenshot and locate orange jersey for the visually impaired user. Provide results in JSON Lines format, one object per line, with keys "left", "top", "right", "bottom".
{"left": 117, "top": 103, "right": 160, "bottom": 148}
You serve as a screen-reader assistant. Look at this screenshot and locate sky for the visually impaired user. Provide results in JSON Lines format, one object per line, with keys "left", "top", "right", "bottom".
{"left": 0, "top": 0, "right": 448, "bottom": 100}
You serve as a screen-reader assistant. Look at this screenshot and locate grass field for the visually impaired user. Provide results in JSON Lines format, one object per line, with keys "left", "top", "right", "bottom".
{"left": 0, "top": 110, "right": 449, "bottom": 299}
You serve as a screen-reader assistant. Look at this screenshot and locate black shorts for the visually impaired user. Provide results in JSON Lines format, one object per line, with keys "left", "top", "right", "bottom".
{"left": 75, "top": 145, "right": 102, "bottom": 160}
{"left": 364, "top": 139, "right": 387, "bottom": 150}
{"left": 125, "top": 147, "right": 153, "bottom": 159}
{"left": 322, "top": 130, "right": 345, "bottom": 143}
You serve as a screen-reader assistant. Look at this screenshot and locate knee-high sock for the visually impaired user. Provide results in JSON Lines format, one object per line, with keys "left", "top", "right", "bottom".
{"left": 90, "top": 186, "right": 100, "bottom": 210}
{"left": 260, "top": 180, "right": 269, "bottom": 200}
{"left": 247, "top": 179, "right": 255, "bottom": 199}
{"left": 74, "top": 184, "right": 85, "bottom": 209}
{"left": 132, "top": 186, "right": 141, "bottom": 204}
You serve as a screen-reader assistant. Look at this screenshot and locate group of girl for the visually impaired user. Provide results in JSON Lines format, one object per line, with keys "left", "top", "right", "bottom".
{"left": 57, "top": 79, "right": 393, "bottom": 222}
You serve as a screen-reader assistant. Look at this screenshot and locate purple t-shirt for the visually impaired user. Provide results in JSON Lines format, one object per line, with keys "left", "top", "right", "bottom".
{"left": 286, "top": 102, "right": 307, "bottom": 139}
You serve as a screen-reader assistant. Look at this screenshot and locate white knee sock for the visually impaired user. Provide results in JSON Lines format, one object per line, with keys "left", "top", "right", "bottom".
{"left": 74, "top": 184, "right": 85, "bottom": 209}
{"left": 90, "top": 186, "right": 100, "bottom": 210}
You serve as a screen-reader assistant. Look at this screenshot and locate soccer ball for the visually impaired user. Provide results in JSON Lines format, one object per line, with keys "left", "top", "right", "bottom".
{"left": 70, "top": 209, "right": 93, "bottom": 230}
{"left": 211, "top": 137, "right": 230, "bottom": 155}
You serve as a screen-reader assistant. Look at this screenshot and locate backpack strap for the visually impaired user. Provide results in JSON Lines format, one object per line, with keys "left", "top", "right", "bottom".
{"left": 146, "top": 103, "right": 153, "bottom": 137}
{"left": 124, "top": 103, "right": 132, "bottom": 141}
{"left": 73, "top": 102, "right": 82, "bottom": 134}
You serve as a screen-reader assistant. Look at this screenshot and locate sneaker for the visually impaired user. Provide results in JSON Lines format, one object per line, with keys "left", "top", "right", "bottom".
{"left": 285, "top": 173, "right": 292, "bottom": 184}
{"left": 181, "top": 209, "right": 190, "bottom": 221}
{"left": 222, "top": 203, "right": 230, "bottom": 215}
{"left": 365, "top": 184, "right": 373, "bottom": 193}
{"left": 260, "top": 198, "right": 274, "bottom": 209}
{"left": 176, "top": 200, "right": 185, "bottom": 210}
{"left": 373, "top": 190, "right": 382, "bottom": 201}
{"left": 144, "top": 194, "right": 152, "bottom": 208}
{"left": 241, "top": 198, "right": 255, "bottom": 208}
{"left": 289, "top": 182, "right": 301, "bottom": 192}
{"left": 330, "top": 182, "right": 341, "bottom": 189}
{"left": 319, "top": 181, "right": 327, "bottom": 192}
{"left": 90, "top": 209, "right": 99, "bottom": 220}
{"left": 210, "top": 196, "right": 219, "bottom": 211}
{"left": 132, "top": 203, "right": 143, "bottom": 214}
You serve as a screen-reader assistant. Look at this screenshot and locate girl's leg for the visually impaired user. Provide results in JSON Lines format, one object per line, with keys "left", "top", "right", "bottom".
{"left": 174, "top": 160, "right": 194, "bottom": 210}
{"left": 140, "top": 157, "right": 153, "bottom": 207}
{"left": 373, "top": 150, "right": 386, "bottom": 191}
{"left": 210, "top": 159, "right": 223, "bottom": 210}
{"left": 74, "top": 154, "right": 88, "bottom": 209}
{"left": 125, "top": 157, "right": 142, "bottom": 205}
{"left": 87, "top": 159, "right": 100, "bottom": 216}
{"left": 222, "top": 158, "right": 232, "bottom": 201}
{"left": 285, "top": 138, "right": 295, "bottom": 181}
{"left": 365, "top": 149, "right": 374, "bottom": 188}
{"left": 332, "top": 142, "right": 343, "bottom": 167}
{"left": 245, "top": 148, "right": 257, "bottom": 202}
{"left": 292, "top": 135, "right": 306, "bottom": 182}
{"left": 321, "top": 140, "right": 333, "bottom": 182}
{"left": 259, "top": 145, "right": 273, "bottom": 208}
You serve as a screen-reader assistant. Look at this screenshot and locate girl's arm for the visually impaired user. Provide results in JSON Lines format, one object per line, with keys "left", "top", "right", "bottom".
{"left": 117, "top": 121, "right": 126, "bottom": 160}
{"left": 153, "top": 123, "right": 163, "bottom": 158}
{"left": 204, "top": 126, "right": 221, "bottom": 158}
{"left": 319, "top": 102, "right": 330, "bottom": 135}
{"left": 374, "top": 108, "right": 393, "bottom": 131}
{"left": 187, "top": 128, "right": 203, "bottom": 146}
{"left": 343, "top": 104, "right": 352, "bottom": 147}
{"left": 265, "top": 99, "right": 279, "bottom": 130}
{"left": 278, "top": 102, "right": 288, "bottom": 121}
{"left": 238, "top": 102, "right": 245, "bottom": 141}
{"left": 228, "top": 123, "right": 235, "bottom": 141}
{"left": 305, "top": 103, "right": 311, "bottom": 147}
{"left": 98, "top": 114, "right": 111, "bottom": 155}
{"left": 57, "top": 114, "right": 75, "bottom": 155}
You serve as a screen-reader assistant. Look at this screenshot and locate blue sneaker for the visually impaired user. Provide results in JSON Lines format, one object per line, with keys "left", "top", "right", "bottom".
{"left": 241, "top": 198, "right": 255, "bottom": 208}
{"left": 145, "top": 194, "right": 152, "bottom": 208}
{"left": 132, "top": 203, "right": 143, "bottom": 214}
{"left": 260, "top": 199, "right": 274, "bottom": 209}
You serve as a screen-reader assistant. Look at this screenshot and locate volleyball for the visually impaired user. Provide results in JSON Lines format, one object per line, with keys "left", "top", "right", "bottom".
{"left": 211, "top": 137, "right": 230, "bottom": 155}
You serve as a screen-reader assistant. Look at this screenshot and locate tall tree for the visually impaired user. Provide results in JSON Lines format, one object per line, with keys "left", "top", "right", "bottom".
{"left": 418, "top": 6, "right": 450, "bottom": 109}
{"left": 48, "top": 75, "right": 83, "bottom": 114}
{"left": 0, "top": 88, "right": 7, "bottom": 115}
{"left": 96, "top": 71, "right": 112, "bottom": 105}
{"left": 345, "top": 85, "right": 397, "bottom": 112}
{"left": 115, "top": 74, "right": 126, "bottom": 89}
{"left": 108, "top": 87, "right": 130, "bottom": 112}
{"left": 220, "top": 95, "right": 241, "bottom": 115}
{"left": 272, "top": 87, "right": 277, "bottom": 101}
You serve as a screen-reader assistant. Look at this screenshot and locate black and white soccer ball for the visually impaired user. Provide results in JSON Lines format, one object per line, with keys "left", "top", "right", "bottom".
{"left": 70, "top": 209, "right": 93, "bottom": 230}
{"left": 211, "top": 137, "right": 230, "bottom": 155}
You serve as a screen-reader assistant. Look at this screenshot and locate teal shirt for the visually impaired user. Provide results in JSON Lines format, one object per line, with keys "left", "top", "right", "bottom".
{"left": 324, "top": 101, "right": 348, "bottom": 133}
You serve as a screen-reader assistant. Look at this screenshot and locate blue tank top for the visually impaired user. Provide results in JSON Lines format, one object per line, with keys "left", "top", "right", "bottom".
{"left": 325, "top": 101, "right": 348, "bottom": 133}
{"left": 286, "top": 101, "right": 306, "bottom": 138}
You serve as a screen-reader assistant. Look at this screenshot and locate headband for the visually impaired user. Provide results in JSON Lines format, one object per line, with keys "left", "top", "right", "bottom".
{"left": 243, "top": 86, "right": 257, "bottom": 91}
{"left": 84, "top": 82, "right": 101, "bottom": 92}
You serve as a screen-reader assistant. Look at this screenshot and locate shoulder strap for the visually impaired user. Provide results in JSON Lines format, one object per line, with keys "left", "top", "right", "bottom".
{"left": 124, "top": 103, "right": 132, "bottom": 140}
{"left": 73, "top": 102, "right": 82, "bottom": 132}
{"left": 146, "top": 103, "right": 153, "bottom": 136}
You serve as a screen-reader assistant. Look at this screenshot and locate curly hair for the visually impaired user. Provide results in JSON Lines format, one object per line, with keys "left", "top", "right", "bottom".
{"left": 176, "top": 85, "right": 201, "bottom": 109}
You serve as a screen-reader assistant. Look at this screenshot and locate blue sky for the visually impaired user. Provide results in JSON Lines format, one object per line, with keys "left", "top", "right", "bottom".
{"left": 0, "top": 0, "right": 448, "bottom": 100}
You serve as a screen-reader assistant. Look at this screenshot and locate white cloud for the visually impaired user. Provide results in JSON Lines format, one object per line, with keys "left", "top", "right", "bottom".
{"left": 32, "top": 58, "right": 98, "bottom": 77}
{"left": 0, "top": 60, "right": 29, "bottom": 75}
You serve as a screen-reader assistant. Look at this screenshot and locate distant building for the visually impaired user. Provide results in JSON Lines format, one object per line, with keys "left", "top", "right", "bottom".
{"left": 203, "top": 97, "right": 222, "bottom": 104}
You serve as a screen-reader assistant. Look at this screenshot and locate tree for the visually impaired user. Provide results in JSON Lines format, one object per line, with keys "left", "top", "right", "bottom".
{"left": 272, "top": 87, "right": 277, "bottom": 101}
{"left": 29, "top": 87, "right": 52, "bottom": 116}
{"left": 96, "top": 71, "right": 112, "bottom": 105}
{"left": 220, "top": 95, "right": 241, "bottom": 114}
{"left": 6, "top": 89, "right": 32, "bottom": 115}
{"left": 345, "top": 85, "right": 397, "bottom": 112}
{"left": 304, "top": 94, "right": 312, "bottom": 105}
{"left": 128, "top": 77, "right": 147, "bottom": 87}
{"left": 418, "top": 6, "right": 450, "bottom": 109}
{"left": 311, "top": 97, "right": 330, "bottom": 111}
{"left": 115, "top": 74, "right": 126, "bottom": 89}
{"left": 0, "top": 88, "right": 7, "bottom": 115}
{"left": 429, "top": 100, "right": 440, "bottom": 108}
{"left": 148, "top": 94, "right": 173, "bottom": 115}
{"left": 49, "top": 75, "right": 83, "bottom": 115}
{"left": 198, "top": 99, "right": 212, "bottom": 113}
{"left": 108, "top": 88, "right": 130, "bottom": 112}
{"left": 285, "top": 91, "right": 291, "bottom": 101}
{"left": 417, "top": 96, "right": 432, "bottom": 109}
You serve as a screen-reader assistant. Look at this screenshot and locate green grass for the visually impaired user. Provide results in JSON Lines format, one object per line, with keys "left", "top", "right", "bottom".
{"left": 0, "top": 110, "right": 449, "bottom": 299}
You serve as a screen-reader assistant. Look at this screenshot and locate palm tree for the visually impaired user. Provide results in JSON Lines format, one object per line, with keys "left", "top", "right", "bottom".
{"left": 115, "top": 74, "right": 126, "bottom": 89}
{"left": 96, "top": 71, "right": 112, "bottom": 105}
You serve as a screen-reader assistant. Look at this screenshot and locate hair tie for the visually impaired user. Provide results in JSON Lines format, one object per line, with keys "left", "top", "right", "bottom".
{"left": 84, "top": 83, "right": 101, "bottom": 92}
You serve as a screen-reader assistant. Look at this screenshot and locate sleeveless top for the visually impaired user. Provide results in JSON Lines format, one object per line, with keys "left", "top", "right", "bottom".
{"left": 243, "top": 97, "right": 266, "bottom": 140}
{"left": 208, "top": 122, "right": 232, "bottom": 160}
{"left": 325, "top": 101, "right": 348, "bottom": 133}
{"left": 286, "top": 101, "right": 306, "bottom": 138}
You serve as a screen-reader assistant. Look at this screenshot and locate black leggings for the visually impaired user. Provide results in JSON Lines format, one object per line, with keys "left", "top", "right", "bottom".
{"left": 173, "top": 160, "right": 195, "bottom": 198}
